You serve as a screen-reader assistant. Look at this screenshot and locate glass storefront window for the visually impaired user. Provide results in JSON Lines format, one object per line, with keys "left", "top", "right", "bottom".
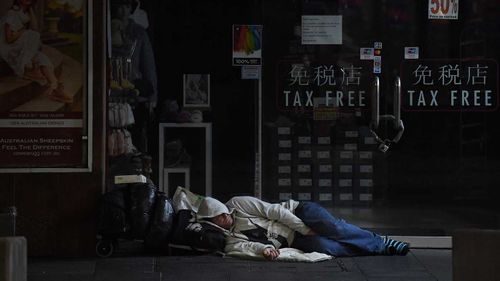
{"left": 258, "top": 0, "right": 500, "bottom": 236}
{"left": 147, "top": 0, "right": 500, "bottom": 238}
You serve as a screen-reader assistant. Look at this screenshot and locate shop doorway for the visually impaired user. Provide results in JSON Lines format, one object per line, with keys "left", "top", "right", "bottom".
{"left": 139, "top": 0, "right": 500, "bottom": 243}
{"left": 258, "top": 0, "right": 500, "bottom": 242}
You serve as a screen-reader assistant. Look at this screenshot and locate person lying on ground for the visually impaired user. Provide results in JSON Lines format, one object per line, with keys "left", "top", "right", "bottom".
{"left": 197, "top": 196, "right": 409, "bottom": 260}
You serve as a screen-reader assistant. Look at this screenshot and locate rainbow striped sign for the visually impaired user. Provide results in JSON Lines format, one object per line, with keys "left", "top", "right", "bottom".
{"left": 232, "top": 25, "right": 263, "bottom": 66}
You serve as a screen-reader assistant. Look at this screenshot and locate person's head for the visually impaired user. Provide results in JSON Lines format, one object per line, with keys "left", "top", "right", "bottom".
{"left": 110, "top": 0, "right": 132, "bottom": 21}
{"left": 210, "top": 213, "right": 233, "bottom": 230}
{"left": 196, "top": 197, "right": 233, "bottom": 229}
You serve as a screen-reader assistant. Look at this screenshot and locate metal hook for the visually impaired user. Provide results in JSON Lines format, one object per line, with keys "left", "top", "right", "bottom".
{"left": 369, "top": 76, "right": 405, "bottom": 153}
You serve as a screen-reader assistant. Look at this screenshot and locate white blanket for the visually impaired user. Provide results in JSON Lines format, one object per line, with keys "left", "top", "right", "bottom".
{"left": 226, "top": 248, "right": 332, "bottom": 263}
{"left": 172, "top": 186, "right": 205, "bottom": 212}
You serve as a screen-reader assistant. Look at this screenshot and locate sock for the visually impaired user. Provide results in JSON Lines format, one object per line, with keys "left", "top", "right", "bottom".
{"left": 382, "top": 236, "right": 410, "bottom": 255}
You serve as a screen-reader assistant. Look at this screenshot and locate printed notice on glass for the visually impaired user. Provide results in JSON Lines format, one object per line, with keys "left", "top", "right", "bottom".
{"left": 428, "top": 0, "right": 459, "bottom": 20}
{"left": 405, "top": 47, "right": 419, "bottom": 59}
{"left": 302, "top": 15, "right": 342, "bottom": 45}
{"left": 241, "top": 66, "right": 261, "bottom": 80}
{"left": 360, "top": 48, "right": 374, "bottom": 60}
{"left": 233, "top": 25, "right": 263, "bottom": 66}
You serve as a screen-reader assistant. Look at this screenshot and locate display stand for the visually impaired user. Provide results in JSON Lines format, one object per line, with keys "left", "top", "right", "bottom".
{"left": 163, "top": 165, "right": 191, "bottom": 194}
{"left": 158, "top": 123, "right": 212, "bottom": 196}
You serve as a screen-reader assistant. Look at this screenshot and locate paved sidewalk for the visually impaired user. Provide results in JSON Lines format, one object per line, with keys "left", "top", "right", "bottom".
{"left": 28, "top": 249, "right": 451, "bottom": 281}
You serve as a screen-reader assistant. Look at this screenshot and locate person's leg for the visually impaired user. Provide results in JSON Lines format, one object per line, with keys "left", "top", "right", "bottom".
{"left": 37, "top": 53, "right": 73, "bottom": 103}
{"left": 381, "top": 236, "right": 410, "bottom": 255}
{"left": 40, "top": 64, "right": 58, "bottom": 87}
{"left": 295, "top": 202, "right": 386, "bottom": 255}
{"left": 24, "top": 62, "right": 45, "bottom": 81}
{"left": 291, "top": 232, "right": 359, "bottom": 257}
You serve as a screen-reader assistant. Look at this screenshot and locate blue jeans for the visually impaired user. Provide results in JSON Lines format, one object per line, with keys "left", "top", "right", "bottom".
{"left": 291, "top": 202, "right": 384, "bottom": 257}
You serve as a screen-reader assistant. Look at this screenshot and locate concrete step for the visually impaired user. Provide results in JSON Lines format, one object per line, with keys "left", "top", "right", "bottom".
{"left": 0, "top": 237, "right": 27, "bottom": 281}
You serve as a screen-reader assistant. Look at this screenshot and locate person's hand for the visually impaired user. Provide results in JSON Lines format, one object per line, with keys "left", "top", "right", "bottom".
{"left": 262, "top": 247, "right": 280, "bottom": 260}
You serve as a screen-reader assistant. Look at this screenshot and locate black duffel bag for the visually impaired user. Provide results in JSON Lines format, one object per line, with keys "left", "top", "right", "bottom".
{"left": 144, "top": 192, "right": 175, "bottom": 251}
{"left": 128, "top": 179, "right": 157, "bottom": 239}
{"left": 97, "top": 187, "right": 129, "bottom": 238}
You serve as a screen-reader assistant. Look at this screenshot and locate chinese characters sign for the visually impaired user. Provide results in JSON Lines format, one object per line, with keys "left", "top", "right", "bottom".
{"left": 401, "top": 60, "right": 498, "bottom": 111}
{"left": 276, "top": 61, "right": 373, "bottom": 113}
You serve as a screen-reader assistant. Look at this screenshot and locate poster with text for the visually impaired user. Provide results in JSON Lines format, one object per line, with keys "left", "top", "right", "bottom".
{"left": 302, "top": 15, "right": 342, "bottom": 45}
{"left": 232, "top": 25, "right": 262, "bottom": 66}
{"left": 428, "top": 0, "right": 459, "bottom": 20}
{"left": 0, "top": 0, "right": 91, "bottom": 171}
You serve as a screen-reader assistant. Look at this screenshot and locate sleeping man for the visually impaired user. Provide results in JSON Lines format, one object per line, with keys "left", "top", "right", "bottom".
{"left": 196, "top": 196, "right": 409, "bottom": 260}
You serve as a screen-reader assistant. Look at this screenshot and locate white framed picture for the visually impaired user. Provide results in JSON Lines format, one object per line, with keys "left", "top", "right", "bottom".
{"left": 183, "top": 74, "right": 210, "bottom": 108}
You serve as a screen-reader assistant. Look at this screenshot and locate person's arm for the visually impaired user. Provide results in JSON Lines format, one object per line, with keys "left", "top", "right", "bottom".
{"left": 227, "top": 196, "right": 311, "bottom": 235}
{"left": 4, "top": 24, "right": 23, "bottom": 44}
{"left": 224, "top": 237, "right": 279, "bottom": 260}
{"left": 27, "top": 7, "right": 38, "bottom": 31}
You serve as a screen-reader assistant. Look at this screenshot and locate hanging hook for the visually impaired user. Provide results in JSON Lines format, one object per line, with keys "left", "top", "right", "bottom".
{"left": 369, "top": 76, "right": 405, "bottom": 153}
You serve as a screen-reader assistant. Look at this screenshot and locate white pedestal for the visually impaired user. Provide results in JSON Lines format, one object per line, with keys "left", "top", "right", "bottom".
{"left": 163, "top": 166, "right": 191, "bottom": 195}
{"left": 159, "top": 123, "right": 212, "bottom": 196}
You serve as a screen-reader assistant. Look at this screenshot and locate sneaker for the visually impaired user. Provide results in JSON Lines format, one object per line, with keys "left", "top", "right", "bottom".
{"left": 382, "top": 236, "right": 410, "bottom": 255}
{"left": 48, "top": 83, "right": 73, "bottom": 103}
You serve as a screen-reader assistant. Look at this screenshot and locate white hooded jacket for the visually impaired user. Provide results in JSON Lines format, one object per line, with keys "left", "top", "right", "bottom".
{"left": 221, "top": 196, "right": 312, "bottom": 256}
{"left": 176, "top": 189, "right": 329, "bottom": 261}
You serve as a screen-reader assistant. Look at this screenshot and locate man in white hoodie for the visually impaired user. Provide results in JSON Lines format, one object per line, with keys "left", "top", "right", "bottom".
{"left": 196, "top": 196, "right": 409, "bottom": 260}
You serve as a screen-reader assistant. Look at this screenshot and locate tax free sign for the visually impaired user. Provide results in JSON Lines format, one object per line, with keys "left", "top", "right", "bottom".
{"left": 401, "top": 60, "right": 498, "bottom": 112}
{"left": 275, "top": 60, "right": 373, "bottom": 112}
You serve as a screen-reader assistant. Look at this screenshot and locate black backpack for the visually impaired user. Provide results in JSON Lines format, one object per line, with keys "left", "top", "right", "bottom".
{"left": 144, "top": 192, "right": 175, "bottom": 251}
{"left": 170, "top": 210, "right": 225, "bottom": 251}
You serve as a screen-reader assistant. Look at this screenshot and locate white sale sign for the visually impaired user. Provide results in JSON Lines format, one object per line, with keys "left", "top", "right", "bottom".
{"left": 428, "top": 0, "right": 459, "bottom": 20}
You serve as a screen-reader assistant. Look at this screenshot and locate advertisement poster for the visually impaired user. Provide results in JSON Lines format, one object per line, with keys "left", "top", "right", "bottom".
{"left": 301, "top": 15, "right": 342, "bottom": 45}
{"left": 428, "top": 0, "right": 459, "bottom": 20}
{"left": 232, "top": 24, "right": 262, "bottom": 66}
{"left": 0, "top": 0, "right": 91, "bottom": 171}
